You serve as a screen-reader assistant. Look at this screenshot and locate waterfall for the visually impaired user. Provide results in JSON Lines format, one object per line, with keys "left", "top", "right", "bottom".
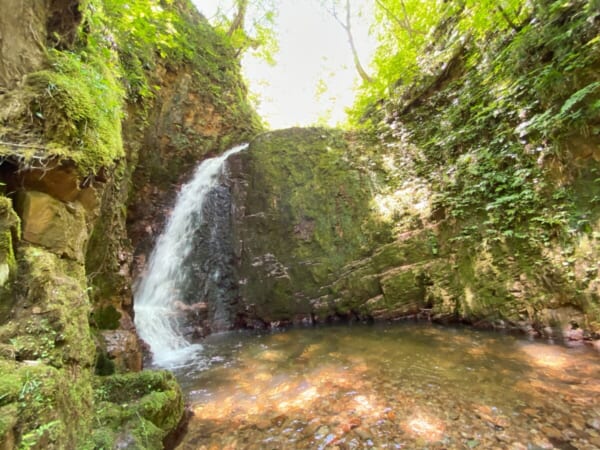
{"left": 133, "top": 144, "right": 247, "bottom": 368}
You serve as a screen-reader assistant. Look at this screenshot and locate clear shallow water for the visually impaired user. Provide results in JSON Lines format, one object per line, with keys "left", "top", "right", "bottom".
{"left": 173, "top": 323, "right": 600, "bottom": 450}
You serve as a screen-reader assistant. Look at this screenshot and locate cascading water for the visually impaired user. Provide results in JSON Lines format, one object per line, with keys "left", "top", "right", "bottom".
{"left": 133, "top": 144, "right": 247, "bottom": 368}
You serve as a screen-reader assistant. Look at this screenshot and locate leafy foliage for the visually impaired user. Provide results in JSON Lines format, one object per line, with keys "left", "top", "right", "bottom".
{"left": 357, "top": 0, "right": 599, "bottom": 249}
{"left": 210, "top": 0, "right": 279, "bottom": 64}
{"left": 350, "top": 0, "right": 533, "bottom": 124}
{"left": 349, "top": 0, "right": 445, "bottom": 121}
{"left": 26, "top": 48, "right": 125, "bottom": 173}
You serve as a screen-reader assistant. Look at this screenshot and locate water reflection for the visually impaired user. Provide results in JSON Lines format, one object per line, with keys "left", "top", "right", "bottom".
{"left": 174, "top": 323, "right": 600, "bottom": 449}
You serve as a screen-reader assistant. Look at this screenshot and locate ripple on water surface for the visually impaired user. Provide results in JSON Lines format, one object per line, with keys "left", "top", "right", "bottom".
{"left": 173, "top": 323, "right": 600, "bottom": 450}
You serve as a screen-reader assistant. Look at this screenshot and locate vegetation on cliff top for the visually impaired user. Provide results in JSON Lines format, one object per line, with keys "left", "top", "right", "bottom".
{"left": 0, "top": 0, "right": 260, "bottom": 175}
{"left": 372, "top": 0, "right": 598, "bottom": 242}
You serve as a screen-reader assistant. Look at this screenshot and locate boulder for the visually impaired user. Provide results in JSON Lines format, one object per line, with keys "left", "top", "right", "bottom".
{"left": 17, "top": 190, "right": 87, "bottom": 262}
{"left": 100, "top": 329, "right": 143, "bottom": 372}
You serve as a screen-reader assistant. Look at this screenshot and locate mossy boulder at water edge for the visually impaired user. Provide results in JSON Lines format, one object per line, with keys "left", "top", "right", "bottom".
{"left": 0, "top": 243, "right": 96, "bottom": 449}
{"left": 90, "top": 371, "right": 184, "bottom": 450}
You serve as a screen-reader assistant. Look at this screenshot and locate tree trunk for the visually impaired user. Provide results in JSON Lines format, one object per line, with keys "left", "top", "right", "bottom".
{"left": 342, "top": 0, "right": 372, "bottom": 83}
{"left": 227, "top": 0, "right": 248, "bottom": 36}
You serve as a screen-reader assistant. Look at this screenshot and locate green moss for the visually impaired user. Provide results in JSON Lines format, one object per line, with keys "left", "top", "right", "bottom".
{"left": 91, "top": 305, "right": 121, "bottom": 330}
{"left": 0, "top": 196, "right": 18, "bottom": 323}
{"left": 89, "top": 370, "right": 184, "bottom": 450}
{"left": 12, "top": 247, "right": 95, "bottom": 367}
{"left": 0, "top": 361, "right": 21, "bottom": 407}
{"left": 94, "top": 350, "right": 116, "bottom": 376}
{"left": 0, "top": 403, "right": 18, "bottom": 446}
{"left": 238, "top": 128, "right": 391, "bottom": 320}
{"left": 24, "top": 49, "right": 124, "bottom": 175}
{"left": 0, "top": 360, "right": 94, "bottom": 450}
{"left": 380, "top": 267, "right": 427, "bottom": 310}
{"left": 95, "top": 370, "right": 179, "bottom": 404}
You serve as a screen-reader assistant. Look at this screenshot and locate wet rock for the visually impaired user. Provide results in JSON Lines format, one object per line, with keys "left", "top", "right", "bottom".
{"left": 271, "top": 415, "right": 287, "bottom": 427}
{"left": 523, "top": 408, "right": 539, "bottom": 417}
{"left": 339, "top": 417, "right": 362, "bottom": 433}
{"left": 586, "top": 418, "right": 600, "bottom": 431}
{"left": 565, "top": 326, "right": 584, "bottom": 343}
{"left": 315, "top": 425, "right": 330, "bottom": 439}
{"left": 100, "top": 329, "right": 143, "bottom": 372}
{"left": 572, "top": 417, "right": 586, "bottom": 431}
{"left": 474, "top": 405, "right": 510, "bottom": 429}
{"left": 496, "top": 432, "right": 512, "bottom": 443}
{"left": 540, "top": 426, "right": 562, "bottom": 440}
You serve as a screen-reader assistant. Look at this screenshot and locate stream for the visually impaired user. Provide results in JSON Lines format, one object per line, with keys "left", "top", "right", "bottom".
{"left": 172, "top": 323, "right": 600, "bottom": 450}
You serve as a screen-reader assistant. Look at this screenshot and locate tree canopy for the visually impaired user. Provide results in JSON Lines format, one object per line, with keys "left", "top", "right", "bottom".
{"left": 348, "top": 0, "right": 537, "bottom": 124}
{"left": 209, "top": 0, "right": 279, "bottom": 63}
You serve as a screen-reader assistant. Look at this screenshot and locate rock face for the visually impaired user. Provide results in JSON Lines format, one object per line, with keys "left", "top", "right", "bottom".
{"left": 180, "top": 182, "right": 240, "bottom": 332}
{"left": 228, "top": 128, "right": 390, "bottom": 325}
{"left": 17, "top": 191, "right": 88, "bottom": 262}
{"left": 226, "top": 126, "right": 600, "bottom": 339}
{"left": 0, "top": 0, "right": 48, "bottom": 89}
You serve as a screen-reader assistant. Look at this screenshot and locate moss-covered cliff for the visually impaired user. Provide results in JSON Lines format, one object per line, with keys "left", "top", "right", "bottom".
{"left": 229, "top": 128, "right": 390, "bottom": 324}
{"left": 228, "top": 2, "right": 599, "bottom": 341}
{"left": 0, "top": 0, "right": 259, "bottom": 448}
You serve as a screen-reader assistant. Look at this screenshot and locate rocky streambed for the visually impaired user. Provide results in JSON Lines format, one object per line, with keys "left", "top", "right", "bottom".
{"left": 170, "top": 323, "right": 600, "bottom": 450}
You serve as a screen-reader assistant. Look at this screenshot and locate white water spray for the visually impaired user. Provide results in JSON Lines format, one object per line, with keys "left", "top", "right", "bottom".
{"left": 134, "top": 144, "right": 247, "bottom": 368}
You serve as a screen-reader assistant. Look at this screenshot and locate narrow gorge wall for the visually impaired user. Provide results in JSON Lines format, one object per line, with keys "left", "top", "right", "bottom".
{"left": 227, "top": 120, "right": 599, "bottom": 340}
{"left": 226, "top": 2, "right": 600, "bottom": 341}
{"left": 0, "top": 0, "right": 259, "bottom": 448}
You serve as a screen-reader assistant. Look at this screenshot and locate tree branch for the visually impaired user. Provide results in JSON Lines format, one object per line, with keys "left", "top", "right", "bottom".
{"left": 496, "top": 4, "right": 520, "bottom": 32}
{"left": 374, "top": 0, "right": 424, "bottom": 38}
{"left": 227, "top": 0, "right": 248, "bottom": 36}
{"left": 325, "top": 0, "right": 372, "bottom": 83}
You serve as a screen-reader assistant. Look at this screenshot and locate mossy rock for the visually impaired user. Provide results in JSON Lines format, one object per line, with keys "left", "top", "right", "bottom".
{"left": 0, "top": 360, "right": 93, "bottom": 450}
{"left": 380, "top": 265, "right": 428, "bottom": 312}
{"left": 90, "top": 370, "right": 184, "bottom": 450}
{"left": 370, "top": 232, "right": 438, "bottom": 273}
{"left": 0, "top": 195, "right": 19, "bottom": 323}
{"left": 232, "top": 128, "right": 390, "bottom": 322}
{"left": 0, "top": 403, "right": 17, "bottom": 449}
{"left": 91, "top": 304, "right": 121, "bottom": 330}
{"left": 9, "top": 246, "right": 95, "bottom": 367}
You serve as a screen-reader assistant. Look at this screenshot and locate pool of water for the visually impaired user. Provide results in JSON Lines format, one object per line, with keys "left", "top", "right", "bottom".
{"left": 172, "top": 323, "right": 600, "bottom": 449}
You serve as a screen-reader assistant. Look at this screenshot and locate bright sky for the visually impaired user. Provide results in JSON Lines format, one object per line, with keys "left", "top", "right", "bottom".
{"left": 192, "top": 0, "right": 376, "bottom": 129}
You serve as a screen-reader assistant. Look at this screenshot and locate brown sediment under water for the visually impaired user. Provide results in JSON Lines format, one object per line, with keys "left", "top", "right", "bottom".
{"left": 172, "top": 323, "right": 600, "bottom": 449}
